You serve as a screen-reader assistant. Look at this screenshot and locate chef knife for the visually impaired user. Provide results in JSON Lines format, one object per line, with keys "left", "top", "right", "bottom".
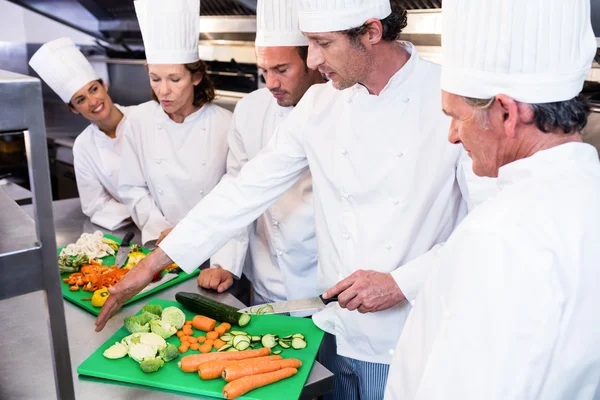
{"left": 237, "top": 295, "right": 339, "bottom": 315}
{"left": 139, "top": 273, "right": 179, "bottom": 294}
{"left": 114, "top": 231, "right": 135, "bottom": 267}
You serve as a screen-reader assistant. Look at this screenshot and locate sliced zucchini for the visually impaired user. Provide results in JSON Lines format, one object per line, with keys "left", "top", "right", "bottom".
{"left": 292, "top": 334, "right": 305, "bottom": 340}
{"left": 291, "top": 337, "right": 307, "bottom": 349}
{"left": 251, "top": 336, "right": 261, "bottom": 342}
{"left": 278, "top": 340, "right": 291, "bottom": 349}
{"left": 261, "top": 334, "right": 278, "bottom": 349}
{"left": 232, "top": 335, "right": 251, "bottom": 349}
{"left": 272, "top": 350, "right": 283, "bottom": 355}
{"left": 226, "top": 347, "right": 239, "bottom": 352}
{"left": 256, "top": 304, "right": 275, "bottom": 315}
{"left": 282, "top": 335, "right": 293, "bottom": 340}
{"left": 219, "top": 335, "right": 233, "bottom": 342}
{"left": 217, "top": 344, "right": 232, "bottom": 352}
{"left": 230, "top": 330, "right": 249, "bottom": 336}
{"left": 234, "top": 341, "right": 250, "bottom": 351}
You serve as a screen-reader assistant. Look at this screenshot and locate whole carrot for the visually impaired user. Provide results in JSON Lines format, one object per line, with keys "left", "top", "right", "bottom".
{"left": 222, "top": 368, "right": 298, "bottom": 399}
{"left": 223, "top": 358, "right": 302, "bottom": 382}
{"left": 198, "top": 355, "right": 283, "bottom": 380}
{"left": 179, "top": 347, "right": 271, "bottom": 372}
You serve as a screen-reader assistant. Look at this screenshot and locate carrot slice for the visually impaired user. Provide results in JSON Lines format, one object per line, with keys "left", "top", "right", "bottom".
{"left": 215, "top": 325, "right": 227, "bottom": 335}
{"left": 222, "top": 368, "right": 298, "bottom": 399}
{"left": 198, "top": 355, "right": 283, "bottom": 380}
{"left": 198, "top": 343, "right": 212, "bottom": 354}
{"left": 187, "top": 336, "right": 198, "bottom": 344}
{"left": 223, "top": 359, "right": 302, "bottom": 382}
{"left": 190, "top": 343, "right": 200, "bottom": 351}
{"left": 179, "top": 347, "right": 272, "bottom": 372}
{"left": 192, "top": 315, "right": 216, "bottom": 332}
{"left": 213, "top": 339, "right": 226, "bottom": 350}
{"left": 219, "top": 323, "right": 232, "bottom": 332}
{"left": 206, "top": 331, "right": 219, "bottom": 340}
{"left": 204, "top": 339, "right": 214, "bottom": 347}
{"left": 196, "top": 336, "right": 206, "bottom": 343}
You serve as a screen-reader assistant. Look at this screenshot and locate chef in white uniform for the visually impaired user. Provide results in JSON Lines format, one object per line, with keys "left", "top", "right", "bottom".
{"left": 385, "top": 0, "right": 600, "bottom": 399}
{"left": 29, "top": 38, "right": 133, "bottom": 230}
{"left": 97, "top": 1, "right": 488, "bottom": 398}
{"left": 119, "top": 0, "right": 233, "bottom": 246}
{"left": 199, "top": 0, "right": 325, "bottom": 305}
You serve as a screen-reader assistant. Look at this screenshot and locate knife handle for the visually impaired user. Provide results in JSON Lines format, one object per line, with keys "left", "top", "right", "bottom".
{"left": 121, "top": 232, "right": 135, "bottom": 247}
{"left": 319, "top": 294, "right": 339, "bottom": 305}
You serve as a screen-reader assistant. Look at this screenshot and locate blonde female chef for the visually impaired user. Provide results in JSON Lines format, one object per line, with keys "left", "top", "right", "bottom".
{"left": 119, "top": 0, "right": 233, "bottom": 246}
{"left": 29, "top": 38, "right": 133, "bottom": 230}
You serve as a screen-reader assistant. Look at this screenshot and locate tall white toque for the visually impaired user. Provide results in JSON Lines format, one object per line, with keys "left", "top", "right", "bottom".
{"left": 255, "top": 0, "right": 308, "bottom": 47}
{"left": 29, "top": 37, "right": 99, "bottom": 103}
{"left": 441, "top": 0, "right": 597, "bottom": 104}
{"left": 297, "top": 0, "right": 392, "bottom": 33}
{"left": 134, "top": 0, "right": 201, "bottom": 64}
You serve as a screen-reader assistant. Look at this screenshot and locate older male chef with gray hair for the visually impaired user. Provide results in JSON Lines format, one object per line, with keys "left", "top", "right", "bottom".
{"left": 97, "top": 1, "right": 489, "bottom": 398}
{"left": 384, "top": 0, "right": 600, "bottom": 399}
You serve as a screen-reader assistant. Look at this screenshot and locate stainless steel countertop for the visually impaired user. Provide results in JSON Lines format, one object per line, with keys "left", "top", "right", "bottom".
{"left": 0, "top": 198, "right": 333, "bottom": 400}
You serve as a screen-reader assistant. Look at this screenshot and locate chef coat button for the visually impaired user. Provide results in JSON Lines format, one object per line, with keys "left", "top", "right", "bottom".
{"left": 389, "top": 349, "right": 395, "bottom": 356}
{"left": 403, "top": 98, "right": 410, "bottom": 103}
{"left": 342, "top": 193, "right": 351, "bottom": 199}
{"left": 201, "top": 127, "right": 206, "bottom": 131}
{"left": 156, "top": 123, "right": 162, "bottom": 130}
{"left": 156, "top": 158, "right": 162, "bottom": 164}
{"left": 107, "top": 171, "right": 113, "bottom": 177}
{"left": 199, "top": 190, "right": 204, "bottom": 195}
{"left": 273, "top": 220, "right": 280, "bottom": 227}
{"left": 276, "top": 249, "right": 284, "bottom": 256}
{"left": 386, "top": 245, "right": 392, "bottom": 250}
{"left": 343, "top": 234, "right": 350, "bottom": 240}
{"left": 392, "top": 200, "right": 399, "bottom": 206}
{"left": 396, "top": 152, "right": 404, "bottom": 158}
{"left": 158, "top": 189, "right": 164, "bottom": 195}
{"left": 346, "top": 97, "right": 353, "bottom": 104}
{"left": 341, "top": 149, "right": 348, "bottom": 156}
{"left": 201, "top": 161, "right": 206, "bottom": 166}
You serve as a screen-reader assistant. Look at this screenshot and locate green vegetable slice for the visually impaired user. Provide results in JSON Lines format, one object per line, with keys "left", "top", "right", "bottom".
{"left": 272, "top": 350, "right": 283, "bottom": 355}
{"left": 261, "top": 334, "right": 277, "bottom": 349}
{"left": 217, "top": 344, "right": 233, "bottom": 352}
{"left": 291, "top": 337, "right": 307, "bottom": 349}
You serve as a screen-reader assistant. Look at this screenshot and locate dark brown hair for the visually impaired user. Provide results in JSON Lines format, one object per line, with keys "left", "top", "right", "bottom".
{"left": 150, "top": 60, "right": 216, "bottom": 108}
{"left": 343, "top": 1, "right": 408, "bottom": 47}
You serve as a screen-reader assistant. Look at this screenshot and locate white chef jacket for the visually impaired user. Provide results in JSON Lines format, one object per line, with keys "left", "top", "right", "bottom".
{"left": 211, "top": 88, "right": 318, "bottom": 303}
{"left": 161, "top": 43, "right": 481, "bottom": 364}
{"left": 386, "top": 143, "right": 600, "bottom": 400}
{"left": 118, "top": 100, "right": 232, "bottom": 245}
{"left": 73, "top": 104, "right": 133, "bottom": 230}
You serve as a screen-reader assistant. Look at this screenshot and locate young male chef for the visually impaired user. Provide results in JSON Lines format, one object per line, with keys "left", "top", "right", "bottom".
{"left": 29, "top": 38, "right": 133, "bottom": 231}
{"left": 97, "top": 1, "right": 487, "bottom": 398}
{"left": 385, "top": 0, "right": 600, "bottom": 399}
{"left": 198, "top": 0, "right": 326, "bottom": 306}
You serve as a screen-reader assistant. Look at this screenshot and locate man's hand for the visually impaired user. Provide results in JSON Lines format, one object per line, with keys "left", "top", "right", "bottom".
{"left": 95, "top": 247, "right": 173, "bottom": 331}
{"left": 198, "top": 267, "right": 234, "bottom": 293}
{"left": 323, "top": 270, "right": 406, "bottom": 313}
{"left": 156, "top": 228, "right": 174, "bottom": 246}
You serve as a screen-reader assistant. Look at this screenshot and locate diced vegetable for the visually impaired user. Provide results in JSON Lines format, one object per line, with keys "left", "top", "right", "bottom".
{"left": 175, "top": 292, "right": 252, "bottom": 327}
{"left": 58, "top": 253, "right": 90, "bottom": 274}
{"left": 161, "top": 306, "right": 186, "bottom": 330}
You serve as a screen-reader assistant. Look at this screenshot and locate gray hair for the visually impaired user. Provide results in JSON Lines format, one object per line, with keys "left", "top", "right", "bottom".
{"left": 461, "top": 96, "right": 590, "bottom": 134}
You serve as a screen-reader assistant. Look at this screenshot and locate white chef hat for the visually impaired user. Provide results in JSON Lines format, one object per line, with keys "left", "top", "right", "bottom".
{"left": 297, "top": 0, "right": 391, "bottom": 33}
{"left": 441, "top": 0, "right": 596, "bottom": 104}
{"left": 134, "top": 0, "right": 200, "bottom": 64}
{"left": 28, "top": 38, "right": 99, "bottom": 103}
{"left": 256, "top": 0, "right": 308, "bottom": 47}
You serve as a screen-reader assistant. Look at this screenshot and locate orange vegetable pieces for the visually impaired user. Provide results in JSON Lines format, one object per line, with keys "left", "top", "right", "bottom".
{"left": 213, "top": 339, "right": 227, "bottom": 350}
{"left": 192, "top": 315, "right": 216, "bottom": 332}
{"left": 178, "top": 344, "right": 189, "bottom": 353}
{"left": 179, "top": 347, "right": 272, "bottom": 372}
{"left": 187, "top": 337, "right": 198, "bottom": 344}
{"left": 196, "top": 336, "right": 206, "bottom": 343}
{"left": 185, "top": 320, "right": 193, "bottom": 326}
{"left": 204, "top": 339, "right": 214, "bottom": 347}
{"left": 176, "top": 331, "right": 185, "bottom": 338}
{"left": 182, "top": 325, "right": 193, "bottom": 336}
{"left": 190, "top": 343, "right": 200, "bottom": 351}
{"left": 199, "top": 343, "right": 213, "bottom": 354}
{"left": 223, "top": 358, "right": 302, "bottom": 382}
{"left": 222, "top": 368, "right": 298, "bottom": 399}
{"left": 219, "top": 323, "right": 232, "bottom": 332}
{"left": 198, "top": 355, "right": 282, "bottom": 380}
{"left": 206, "top": 331, "right": 219, "bottom": 341}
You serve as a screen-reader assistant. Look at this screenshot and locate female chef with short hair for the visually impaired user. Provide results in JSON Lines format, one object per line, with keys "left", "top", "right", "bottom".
{"left": 119, "top": 0, "right": 234, "bottom": 249}
{"left": 29, "top": 38, "right": 133, "bottom": 230}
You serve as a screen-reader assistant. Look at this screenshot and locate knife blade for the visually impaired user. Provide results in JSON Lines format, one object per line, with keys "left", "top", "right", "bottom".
{"left": 139, "top": 273, "right": 179, "bottom": 294}
{"left": 238, "top": 295, "right": 338, "bottom": 315}
{"left": 114, "top": 231, "right": 135, "bottom": 267}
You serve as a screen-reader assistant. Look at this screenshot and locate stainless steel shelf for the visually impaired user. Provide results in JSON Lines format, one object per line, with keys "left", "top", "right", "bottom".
{"left": 0, "top": 69, "right": 75, "bottom": 399}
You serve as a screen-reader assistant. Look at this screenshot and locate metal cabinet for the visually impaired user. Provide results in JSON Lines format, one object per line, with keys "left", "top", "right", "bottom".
{"left": 0, "top": 70, "right": 75, "bottom": 399}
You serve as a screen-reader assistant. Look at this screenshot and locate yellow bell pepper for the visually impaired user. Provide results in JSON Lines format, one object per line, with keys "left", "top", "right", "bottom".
{"left": 92, "top": 288, "right": 110, "bottom": 307}
{"left": 124, "top": 251, "right": 146, "bottom": 270}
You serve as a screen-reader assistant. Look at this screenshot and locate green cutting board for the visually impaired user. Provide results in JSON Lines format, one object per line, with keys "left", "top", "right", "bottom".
{"left": 58, "top": 234, "right": 199, "bottom": 315}
{"left": 78, "top": 298, "right": 325, "bottom": 400}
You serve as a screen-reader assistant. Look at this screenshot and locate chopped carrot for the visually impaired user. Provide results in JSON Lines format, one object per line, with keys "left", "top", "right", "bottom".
{"left": 187, "top": 336, "right": 198, "bottom": 344}
{"left": 215, "top": 325, "right": 227, "bottom": 335}
{"left": 180, "top": 336, "right": 190, "bottom": 343}
{"left": 222, "top": 368, "right": 298, "bottom": 399}
{"left": 198, "top": 356, "right": 283, "bottom": 380}
{"left": 190, "top": 343, "right": 200, "bottom": 351}
{"left": 197, "top": 336, "right": 206, "bottom": 343}
{"left": 192, "top": 315, "right": 217, "bottom": 332}
{"left": 219, "top": 323, "right": 232, "bottom": 332}
{"left": 178, "top": 348, "right": 272, "bottom": 372}
{"left": 198, "top": 343, "right": 212, "bottom": 354}
{"left": 213, "top": 339, "right": 226, "bottom": 350}
{"left": 176, "top": 331, "right": 185, "bottom": 338}
{"left": 185, "top": 320, "right": 193, "bottom": 325}
{"left": 69, "top": 285, "right": 79, "bottom": 291}
{"left": 182, "top": 326, "right": 194, "bottom": 336}
{"left": 223, "top": 358, "right": 302, "bottom": 382}
{"left": 204, "top": 339, "right": 214, "bottom": 347}
{"left": 206, "top": 331, "right": 219, "bottom": 340}
{"left": 178, "top": 344, "right": 189, "bottom": 353}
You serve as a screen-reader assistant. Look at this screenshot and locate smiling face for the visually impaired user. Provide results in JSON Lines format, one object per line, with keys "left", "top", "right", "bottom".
{"left": 304, "top": 32, "right": 371, "bottom": 91}
{"left": 147, "top": 64, "right": 201, "bottom": 114}
{"left": 256, "top": 46, "right": 316, "bottom": 107}
{"left": 69, "top": 80, "right": 114, "bottom": 122}
{"left": 443, "top": 91, "right": 506, "bottom": 177}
